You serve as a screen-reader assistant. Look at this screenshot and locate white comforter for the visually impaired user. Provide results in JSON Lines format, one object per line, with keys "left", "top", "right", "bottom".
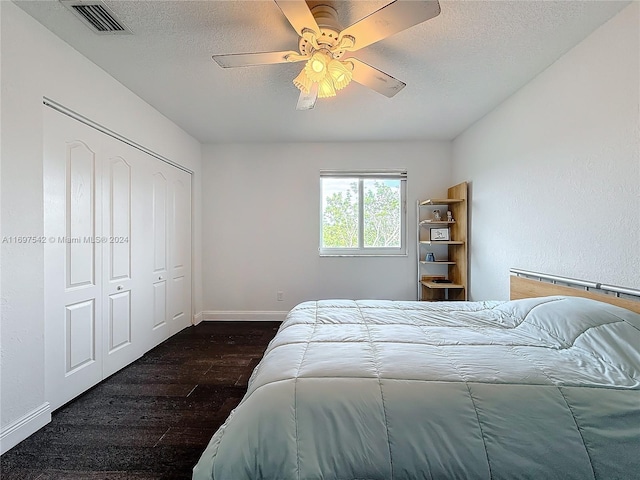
{"left": 193, "top": 296, "right": 640, "bottom": 479}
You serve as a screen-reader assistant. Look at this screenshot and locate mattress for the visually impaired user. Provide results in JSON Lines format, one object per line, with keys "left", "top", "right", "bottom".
{"left": 193, "top": 296, "right": 640, "bottom": 479}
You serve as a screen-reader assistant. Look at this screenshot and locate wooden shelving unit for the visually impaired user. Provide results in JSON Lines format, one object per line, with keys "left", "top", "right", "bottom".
{"left": 417, "top": 181, "right": 468, "bottom": 301}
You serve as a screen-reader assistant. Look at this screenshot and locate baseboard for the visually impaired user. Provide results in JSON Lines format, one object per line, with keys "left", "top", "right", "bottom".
{"left": 0, "top": 402, "right": 51, "bottom": 455}
{"left": 192, "top": 311, "right": 204, "bottom": 325}
{"left": 201, "top": 310, "right": 288, "bottom": 322}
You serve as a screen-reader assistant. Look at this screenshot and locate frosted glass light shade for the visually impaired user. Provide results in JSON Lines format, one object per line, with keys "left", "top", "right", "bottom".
{"left": 317, "top": 76, "right": 336, "bottom": 98}
{"left": 293, "top": 69, "right": 312, "bottom": 94}
{"left": 328, "top": 60, "right": 353, "bottom": 91}
{"left": 304, "top": 51, "right": 331, "bottom": 82}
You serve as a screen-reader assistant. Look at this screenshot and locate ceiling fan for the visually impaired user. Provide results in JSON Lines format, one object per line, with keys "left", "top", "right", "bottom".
{"left": 212, "top": 0, "right": 441, "bottom": 110}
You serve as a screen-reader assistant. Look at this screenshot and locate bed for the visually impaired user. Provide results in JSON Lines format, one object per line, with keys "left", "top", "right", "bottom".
{"left": 193, "top": 273, "right": 640, "bottom": 479}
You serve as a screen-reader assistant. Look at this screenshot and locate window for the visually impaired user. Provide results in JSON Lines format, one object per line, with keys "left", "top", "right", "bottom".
{"left": 320, "top": 170, "right": 407, "bottom": 256}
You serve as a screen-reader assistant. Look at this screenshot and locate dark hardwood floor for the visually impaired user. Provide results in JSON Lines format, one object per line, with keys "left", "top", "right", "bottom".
{"left": 0, "top": 321, "right": 281, "bottom": 480}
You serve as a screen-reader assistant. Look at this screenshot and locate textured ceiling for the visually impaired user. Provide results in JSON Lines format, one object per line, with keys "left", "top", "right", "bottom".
{"left": 15, "top": 0, "right": 629, "bottom": 144}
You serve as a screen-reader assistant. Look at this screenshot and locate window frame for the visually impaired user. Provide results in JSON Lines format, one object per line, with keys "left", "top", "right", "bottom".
{"left": 319, "top": 170, "right": 407, "bottom": 257}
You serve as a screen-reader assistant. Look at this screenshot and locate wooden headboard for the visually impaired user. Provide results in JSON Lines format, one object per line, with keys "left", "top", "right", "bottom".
{"left": 510, "top": 274, "right": 640, "bottom": 315}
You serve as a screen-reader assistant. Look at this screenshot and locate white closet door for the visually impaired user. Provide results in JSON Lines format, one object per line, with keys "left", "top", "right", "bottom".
{"left": 146, "top": 163, "right": 171, "bottom": 347}
{"left": 145, "top": 161, "right": 192, "bottom": 345}
{"left": 44, "top": 109, "right": 104, "bottom": 411}
{"left": 101, "top": 144, "right": 152, "bottom": 377}
{"left": 168, "top": 170, "right": 192, "bottom": 336}
{"left": 44, "top": 108, "right": 193, "bottom": 410}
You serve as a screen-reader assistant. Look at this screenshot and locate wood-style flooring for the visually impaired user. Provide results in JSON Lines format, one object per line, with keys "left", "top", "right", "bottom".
{"left": 0, "top": 321, "right": 280, "bottom": 480}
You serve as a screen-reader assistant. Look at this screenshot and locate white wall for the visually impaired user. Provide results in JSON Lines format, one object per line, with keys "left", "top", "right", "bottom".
{"left": 0, "top": 1, "right": 202, "bottom": 452}
{"left": 202, "top": 141, "right": 452, "bottom": 316}
{"left": 452, "top": 3, "right": 640, "bottom": 300}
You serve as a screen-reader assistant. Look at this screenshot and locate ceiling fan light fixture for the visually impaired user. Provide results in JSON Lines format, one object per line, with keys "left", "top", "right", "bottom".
{"left": 212, "top": 0, "right": 442, "bottom": 109}
{"left": 294, "top": 55, "right": 353, "bottom": 99}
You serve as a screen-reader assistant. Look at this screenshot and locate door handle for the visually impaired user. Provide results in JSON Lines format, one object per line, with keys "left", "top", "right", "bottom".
{"left": 116, "top": 285, "right": 123, "bottom": 291}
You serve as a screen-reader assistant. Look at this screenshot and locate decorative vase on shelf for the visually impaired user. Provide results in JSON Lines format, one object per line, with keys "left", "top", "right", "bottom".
{"left": 425, "top": 252, "right": 435, "bottom": 262}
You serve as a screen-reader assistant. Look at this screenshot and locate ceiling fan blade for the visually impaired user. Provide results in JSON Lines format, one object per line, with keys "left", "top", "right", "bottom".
{"left": 212, "top": 51, "right": 302, "bottom": 68}
{"left": 339, "top": 0, "right": 441, "bottom": 52}
{"left": 274, "top": 0, "right": 321, "bottom": 37}
{"left": 348, "top": 58, "right": 406, "bottom": 98}
{"left": 296, "top": 83, "right": 319, "bottom": 110}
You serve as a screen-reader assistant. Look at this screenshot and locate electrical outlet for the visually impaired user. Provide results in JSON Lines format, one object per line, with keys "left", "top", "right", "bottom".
{"left": 277, "top": 291, "right": 284, "bottom": 301}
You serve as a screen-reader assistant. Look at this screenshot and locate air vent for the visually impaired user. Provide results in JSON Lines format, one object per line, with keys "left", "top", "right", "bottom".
{"left": 60, "top": 1, "right": 131, "bottom": 34}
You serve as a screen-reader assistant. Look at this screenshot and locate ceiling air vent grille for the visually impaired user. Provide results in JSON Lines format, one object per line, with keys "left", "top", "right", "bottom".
{"left": 61, "top": 1, "right": 132, "bottom": 34}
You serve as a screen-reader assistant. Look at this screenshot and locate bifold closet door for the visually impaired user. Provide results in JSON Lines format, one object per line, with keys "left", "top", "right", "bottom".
{"left": 146, "top": 160, "right": 192, "bottom": 348}
{"left": 169, "top": 168, "right": 192, "bottom": 336}
{"left": 100, "top": 141, "right": 153, "bottom": 379}
{"left": 44, "top": 110, "right": 106, "bottom": 410}
{"left": 44, "top": 108, "right": 192, "bottom": 410}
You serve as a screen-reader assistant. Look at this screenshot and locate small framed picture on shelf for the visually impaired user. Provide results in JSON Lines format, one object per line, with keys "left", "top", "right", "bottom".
{"left": 430, "top": 227, "right": 450, "bottom": 241}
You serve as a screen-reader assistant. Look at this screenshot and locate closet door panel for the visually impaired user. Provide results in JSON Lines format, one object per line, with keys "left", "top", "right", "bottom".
{"left": 66, "top": 299, "right": 96, "bottom": 373}
{"left": 102, "top": 153, "right": 133, "bottom": 376}
{"left": 153, "top": 280, "right": 167, "bottom": 329}
{"left": 168, "top": 172, "right": 192, "bottom": 335}
{"left": 108, "top": 291, "right": 131, "bottom": 352}
{"left": 108, "top": 158, "right": 131, "bottom": 281}
{"left": 44, "top": 110, "right": 104, "bottom": 411}
{"left": 153, "top": 173, "right": 168, "bottom": 274}
{"left": 148, "top": 169, "right": 170, "bottom": 345}
{"left": 67, "top": 142, "right": 96, "bottom": 288}
{"left": 171, "top": 276, "right": 185, "bottom": 321}
{"left": 102, "top": 146, "right": 151, "bottom": 377}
